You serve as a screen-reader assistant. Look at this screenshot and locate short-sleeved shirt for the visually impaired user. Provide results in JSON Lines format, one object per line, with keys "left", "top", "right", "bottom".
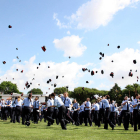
{"left": 122, "top": 100, "right": 130, "bottom": 111}
{"left": 132, "top": 99, "right": 140, "bottom": 109}
{"left": 101, "top": 99, "right": 109, "bottom": 108}
{"left": 93, "top": 103, "right": 99, "bottom": 111}
{"left": 15, "top": 99, "right": 23, "bottom": 107}
{"left": 33, "top": 100, "right": 40, "bottom": 109}
{"left": 73, "top": 103, "right": 79, "bottom": 109}
{"left": 79, "top": 104, "right": 85, "bottom": 112}
{"left": 47, "top": 99, "right": 54, "bottom": 107}
{"left": 63, "top": 97, "right": 72, "bottom": 107}
{"left": 85, "top": 101, "right": 91, "bottom": 110}
{"left": 54, "top": 96, "right": 64, "bottom": 108}
{"left": 23, "top": 98, "right": 33, "bottom": 107}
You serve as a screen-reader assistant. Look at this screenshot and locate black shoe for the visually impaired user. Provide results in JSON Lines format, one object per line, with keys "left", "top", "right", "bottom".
{"left": 134, "top": 129, "right": 138, "bottom": 131}
{"left": 62, "top": 128, "right": 67, "bottom": 130}
{"left": 125, "top": 128, "right": 128, "bottom": 130}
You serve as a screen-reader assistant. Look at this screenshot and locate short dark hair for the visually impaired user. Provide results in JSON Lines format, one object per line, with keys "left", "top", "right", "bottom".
{"left": 51, "top": 93, "right": 56, "bottom": 97}
{"left": 106, "top": 95, "right": 110, "bottom": 99}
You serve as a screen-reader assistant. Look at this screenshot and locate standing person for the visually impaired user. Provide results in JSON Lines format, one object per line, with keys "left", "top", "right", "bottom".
{"left": 22, "top": 93, "right": 33, "bottom": 126}
{"left": 79, "top": 102, "right": 85, "bottom": 125}
{"left": 92, "top": 101, "right": 100, "bottom": 127}
{"left": 129, "top": 101, "right": 133, "bottom": 127}
{"left": 91, "top": 103, "right": 95, "bottom": 123}
{"left": 121, "top": 96, "right": 130, "bottom": 130}
{"left": 1, "top": 99, "right": 5, "bottom": 120}
{"left": 5, "top": 98, "right": 12, "bottom": 120}
{"left": 84, "top": 98, "right": 92, "bottom": 126}
{"left": 63, "top": 92, "right": 74, "bottom": 124}
{"left": 109, "top": 100, "right": 116, "bottom": 126}
{"left": 50, "top": 93, "right": 67, "bottom": 130}
{"left": 46, "top": 95, "right": 54, "bottom": 126}
{"left": 11, "top": 97, "right": 16, "bottom": 123}
{"left": 73, "top": 99, "right": 80, "bottom": 126}
{"left": 99, "top": 98, "right": 105, "bottom": 124}
{"left": 101, "top": 95, "right": 115, "bottom": 130}
{"left": 53, "top": 105, "right": 59, "bottom": 125}
{"left": 15, "top": 96, "right": 23, "bottom": 123}
{"left": 33, "top": 96, "right": 40, "bottom": 124}
{"left": 132, "top": 93, "right": 140, "bottom": 131}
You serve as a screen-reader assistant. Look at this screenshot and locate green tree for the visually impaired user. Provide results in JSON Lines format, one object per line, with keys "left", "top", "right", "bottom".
{"left": 28, "top": 88, "right": 43, "bottom": 94}
{"left": 54, "top": 87, "right": 68, "bottom": 95}
{"left": 0, "top": 81, "right": 20, "bottom": 94}
{"left": 125, "top": 85, "right": 134, "bottom": 97}
{"left": 108, "top": 83, "right": 122, "bottom": 105}
{"left": 133, "top": 83, "right": 139, "bottom": 94}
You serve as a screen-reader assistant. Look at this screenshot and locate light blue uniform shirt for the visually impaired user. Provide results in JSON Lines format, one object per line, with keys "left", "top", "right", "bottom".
{"left": 54, "top": 96, "right": 64, "bottom": 108}
{"left": 99, "top": 102, "right": 105, "bottom": 109}
{"left": 23, "top": 98, "right": 33, "bottom": 107}
{"left": 15, "top": 99, "right": 23, "bottom": 107}
{"left": 85, "top": 101, "right": 91, "bottom": 110}
{"left": 63, "top": 97, "right": 72, "bottom": 107}
{"left": 12, "top": 100, "right": 16, "bottom": 108}
{"left": 101, "top": 99, "right": 109, "bottom": 108}
{"left": 73, "top": 103, "right": 79, "bottom": 109}
{"left": 110, "top": 104, "right": 116, "bottom": 112}
{"left": 79, "top": 104, "right": 85, "bottom": 112}
{"left": 47, "top": 99, "right": 54, "bottom": 107}
{"left": 33, "top": 100, "right": 40, "bottom": 109}
{"left": 132, "top": 99, "right": 140, "bottom": 110}
{"left": 94, "top": 103, "right": 99, "bottom": 111}
{"left": 122, "top": 100, "right": 130, "bottom": 111}
{"left": 129, "top": 102, "right": 133, "bottom": 112}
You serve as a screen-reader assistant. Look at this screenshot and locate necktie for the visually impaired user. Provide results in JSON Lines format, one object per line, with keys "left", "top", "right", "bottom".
{"left": 64, "top": 98, "right": 66, "bottom": 104}
{"left": 127, "top": 102, "right": 129, "bottom": 111}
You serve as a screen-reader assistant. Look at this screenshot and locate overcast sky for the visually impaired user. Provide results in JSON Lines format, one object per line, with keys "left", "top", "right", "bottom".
{"left": 0, "top": 0, "right": 140, "bottom": 95}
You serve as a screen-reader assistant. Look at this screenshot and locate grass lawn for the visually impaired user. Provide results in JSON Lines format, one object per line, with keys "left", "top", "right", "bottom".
{"left": 0, "top": 119, "right": 140, "bottom": 140}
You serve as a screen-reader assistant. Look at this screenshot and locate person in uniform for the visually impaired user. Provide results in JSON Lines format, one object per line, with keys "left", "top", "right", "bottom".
{"left": 33, "top": 96, "right": 40, "bottom": 124}
{"left": 129, "top": 101, "right": 133, "bottom": 127}
{"left": 46, "top": 95, "right": 54, "bottom": 126}
{"left": 62, "top": 92, "right": 74, "bottom": 124}
{"left": 84, "top": 98, "right": 92, "bottom": 126}
{"left": 22, "top": 93, "right": 33, "bottom": 126}
{"left": 101, "top": 95, "right": 115, "bottom": 130}
{"left": 11, "top": 97, "right": 16, "bottom": 123}
{"left": 98, "top": 98, "right": 105, "bottom": 125}
{"left": 1, "top": 99, "right": 5, "bottom": 120}
{"left": 73, "top": 99, "right": 80, "bottom": 126}
{"left": 121, "top": 96, "right": 130, "bottom": 130}
{"left": 92, "top": 101, "right": 100, "bottom": 127}
{"left": 5, "top": 97, "right": 12, "bottom": 120}
{"left": 15, "top": 96, "right": 23, "bottom": 123}
{"left": 109, "top": 100, "right": 116, "bottom": 126}
{"left": 0, "top": 99, "right": 1, "bottom": 118}
{"left": 79, "top": 102, "right": 85, "bottom": 125}
{"left": 50, "top": 93, "right": 67, "bottom": 130}
{"left": 132, "top": 93, "right": 140, "bottom": 131}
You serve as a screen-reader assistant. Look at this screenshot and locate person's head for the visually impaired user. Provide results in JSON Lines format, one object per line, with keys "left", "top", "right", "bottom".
{"left": 124, "top": 96, "right": 128, "bottom": 100}
{"left": 74, "top": 99, "right": 77, "bottom": 103}
{"left": 64, "top": 92, "right": 68, "bottom": 98}
{"left": 28, "top": 93, "right": 32, "bottom": 99}
{"left": 105, "top": 95, "right": 110, "bottom": 99}
{"left": 135, "top": 93, "right": 140, "bottom": 99}
{"left": 35, "top": 96, "right": 39, "bottom": 100}
{"left": 87, "top": 98, "right": 90, "bottom": 101}
{"left": 50, "top": 93, "right": 56, "bottom": 99}
{"left": 58, "top": 94, "right": 61, "bottom": 97}
{"left": 112, "top": 100, "right": 114, "bottom": 103}
{"left": 17, "top": 96, "right": 20, "bottom": 102}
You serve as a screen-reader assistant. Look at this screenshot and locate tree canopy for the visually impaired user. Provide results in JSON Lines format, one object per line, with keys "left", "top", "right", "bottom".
{"left": 0, "top": 81, "right": 20, "bottom": 94}
{"left": 28, "top": 88, "right": 43, "bottom": 95}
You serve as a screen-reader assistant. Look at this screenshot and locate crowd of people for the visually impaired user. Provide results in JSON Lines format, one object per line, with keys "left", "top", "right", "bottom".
{"left": 0, "top": 92, "right": 140, "bottom": 131}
